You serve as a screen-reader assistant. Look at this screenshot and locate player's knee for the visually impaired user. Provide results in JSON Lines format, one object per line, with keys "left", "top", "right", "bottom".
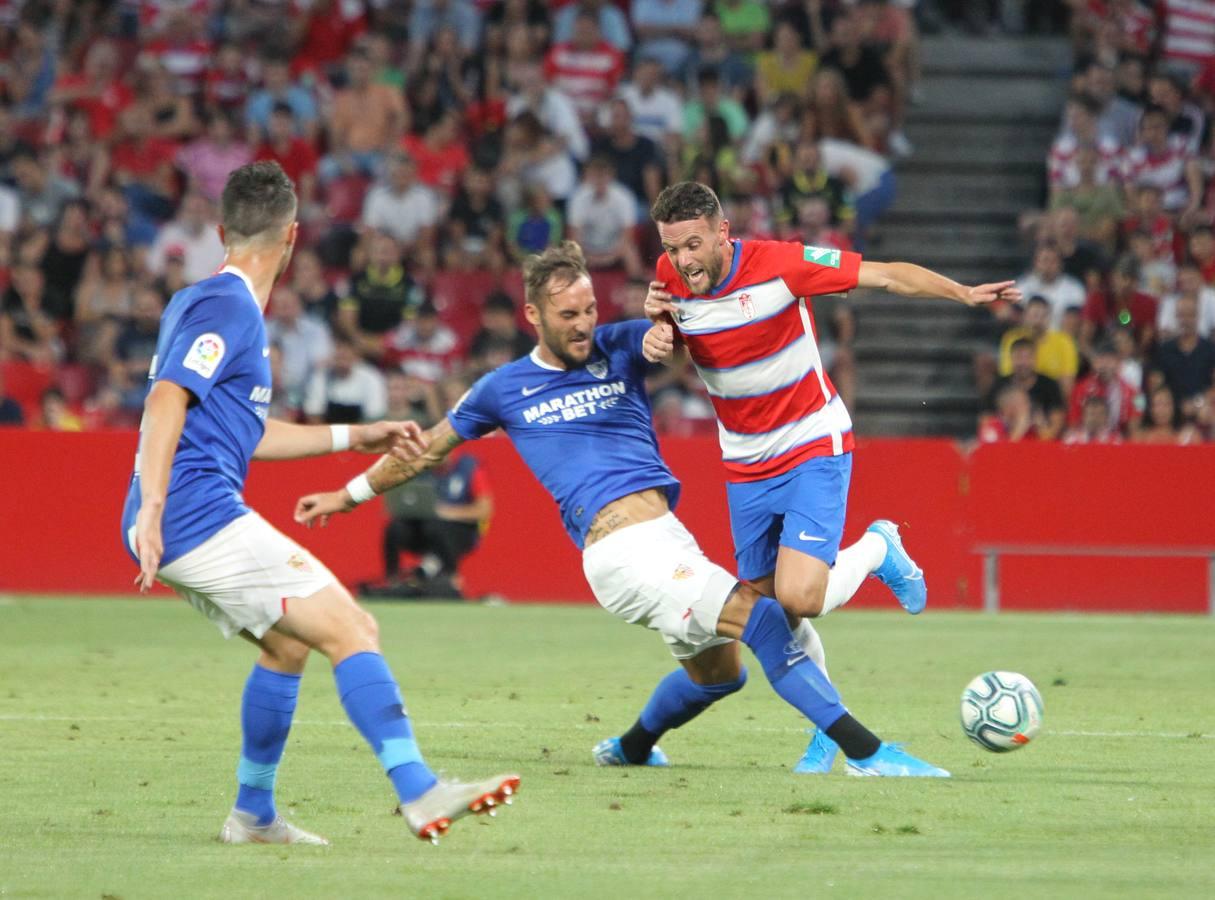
{"left": 777, "top": 582, "right": 827, "bottom": 619}
{"left": 354, "top": 606, "right": 380, "bottom": 648}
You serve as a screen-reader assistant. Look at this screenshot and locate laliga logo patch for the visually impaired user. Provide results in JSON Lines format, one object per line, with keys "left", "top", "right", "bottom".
{"left": 672, "top": 563, "right": 695, "bottom": 581}
{"left": 183, "top": 333, "right": 225, "bottom": 379}
{"left": 587, "top": 360, "right": 608, "bottom": 380}
{"left": 738, "top": 292, "right": 755, "bottom": 320}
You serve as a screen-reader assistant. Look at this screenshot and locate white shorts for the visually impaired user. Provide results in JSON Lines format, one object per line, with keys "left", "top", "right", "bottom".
{"left": 582, "top": 513, "right": 738, "bottom": 660}
{"left": 152, "top": 512, "right": 337, "bottom": 639}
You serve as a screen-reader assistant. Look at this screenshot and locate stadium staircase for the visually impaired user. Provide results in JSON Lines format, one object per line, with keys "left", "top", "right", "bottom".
{"left": 852, "top": 34, "right": 1072, "bottom": 436}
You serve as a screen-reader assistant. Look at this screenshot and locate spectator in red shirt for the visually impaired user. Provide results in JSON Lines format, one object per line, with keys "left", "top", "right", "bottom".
{"left": 1069, "top": 339, "right": 1142, "bottom": 434}
{"left": 543, "top": 10, "right": 625, "bottom": 121}
{"left": 106, "top": 103, "right": 180, "bottom": 222}
{"left": 977, "top": 383, "right": 1040, "bottom": 443}
{"left": 141, "top": 9, "right": 213, "bottom": 97}
{"left": 49, "top": 40, "right": 133, "bottom": 142}
{"left": 1082, "top": 255, "right": 1158, "bottom": 355}
{"left": 255, "top": 103, "right": 319, "bottom": 209}
{"left": 382, "top": 300, "right": 461, "bottom": 382}
{"left": 290, "top": 0, "right": 366, "bottom": 79}
{"left": 204, "top": 42, "right": 253, "bottom": 114}
{"left": 400, "top": 110, "right": 470, "bottom": 195}
{"left": 1062, "top": 394, "right": 1123, "bottom": 444}
{"left": 1187, "top": 224, "right": 1215, "bottom": 286}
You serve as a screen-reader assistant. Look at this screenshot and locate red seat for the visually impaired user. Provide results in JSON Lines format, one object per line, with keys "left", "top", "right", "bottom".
{"left": 55, "top": 363, "right": 98, "bottom": 406}
{"left": 1, "top": 360, "right": 53, "bottom": 420}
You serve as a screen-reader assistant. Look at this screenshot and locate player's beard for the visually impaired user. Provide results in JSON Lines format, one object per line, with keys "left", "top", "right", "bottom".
{"left": 541, "top": 324, "right": 592, "bottom": 369}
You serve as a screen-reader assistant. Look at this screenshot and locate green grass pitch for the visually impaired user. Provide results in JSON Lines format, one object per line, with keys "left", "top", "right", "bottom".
{"left": 2, "top": 597, "right": 1213, "bottom": 899}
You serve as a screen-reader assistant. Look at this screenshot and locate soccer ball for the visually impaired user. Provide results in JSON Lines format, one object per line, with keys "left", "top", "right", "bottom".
{"left": 959, "top": 671, "right": 1044, "bottom": 752}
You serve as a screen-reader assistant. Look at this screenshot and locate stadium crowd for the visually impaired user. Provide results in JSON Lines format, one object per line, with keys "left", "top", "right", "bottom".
{"left": 977, "top": 0, "right": 1215, "bottom": 446}
{"left": 0, "top": 0, "right": 935, "bottom": 434}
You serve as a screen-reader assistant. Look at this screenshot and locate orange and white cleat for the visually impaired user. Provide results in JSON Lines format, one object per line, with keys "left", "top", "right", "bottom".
{"left": 399, "top": 774, "right": 520, "bottom": 844}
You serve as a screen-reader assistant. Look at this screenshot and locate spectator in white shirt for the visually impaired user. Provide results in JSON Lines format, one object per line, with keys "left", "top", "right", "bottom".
{"left": 146, "top": 192, "right": 225, "bottom": 284}
{"left": 1015, "top": 244, "right": 1088, "bottom": 328}
{"left": 506, "top": 62, "right": 589, "bottom": 162}
{"left": 614, "top": 56, "right": 683, "bottom": 145}
{"left": 1158, "top": 261, "right": 1215, "bottom": 340}
{"left": 266, "top": 285, "right": 333, "bottom": 411}
{"left": 303, "top": 335, "right": 388, "bottom": 424}
{"left": 566, "top": 155, "right": 644, "bottom": 277}
{"left": 361, "top": 151, "right": 441, "bottom": 263}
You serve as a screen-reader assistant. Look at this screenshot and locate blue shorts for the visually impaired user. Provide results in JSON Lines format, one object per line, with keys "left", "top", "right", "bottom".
{"left": 726, "top": 454, "right": 853, "bottom": 581}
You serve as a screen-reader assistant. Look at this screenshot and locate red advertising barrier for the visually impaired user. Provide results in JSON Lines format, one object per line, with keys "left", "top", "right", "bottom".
{"left": 1, "top": 431, "right": 1212, "bottom": 613}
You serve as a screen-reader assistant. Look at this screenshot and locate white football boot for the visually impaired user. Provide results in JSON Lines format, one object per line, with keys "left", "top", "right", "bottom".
{"left": 219, "top": 808, "right": 330, "bottom": 845}
{"left": 399, "top": 774, "right": 520, "bottom": 844}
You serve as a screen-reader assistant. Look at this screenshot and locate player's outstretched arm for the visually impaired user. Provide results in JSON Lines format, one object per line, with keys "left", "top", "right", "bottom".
{"left": 133, "top": 380, "right": 191, "bottom": 592}
{"left": 253, "top": 419, "right": 428, "bottom": 461}
{"left": 857, "top": 261, "right": 1022, "bottom": 307}
{"left": 294, "top": 416, "right": 465, "bottom": 527}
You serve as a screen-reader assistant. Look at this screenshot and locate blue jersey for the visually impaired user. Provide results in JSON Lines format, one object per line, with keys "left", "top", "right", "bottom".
{"left": 120, "top": 268, "right": 273, "bottom": 565}
{"left": 448, "top": 319, "right": 680, "bottom": 548}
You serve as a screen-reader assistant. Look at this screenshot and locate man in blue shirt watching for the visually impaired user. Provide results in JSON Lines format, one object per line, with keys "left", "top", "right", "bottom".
{"left": 121, "top": 161, "right": 519, "bottom": 847}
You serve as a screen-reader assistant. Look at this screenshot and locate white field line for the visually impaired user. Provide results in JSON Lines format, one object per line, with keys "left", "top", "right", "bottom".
{"left": 0, "top": 713, "right": 1209, "bottom": 740}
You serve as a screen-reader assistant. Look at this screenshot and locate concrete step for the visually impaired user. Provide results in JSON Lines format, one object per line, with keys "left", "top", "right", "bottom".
{"left": 852, "top": 408, "right": 978, "bottom": 438}
{"left": 905, "top": 119, "right": 1057, "bottom": 149}
{"left": 918, "top": 35, "right": 1072, "bottom": 77}
{"left": 896, "top": 158, "right": 1043, "bottom": 177}
{"left": 911, "top": 75, "right": 1068, "bottom": 119}
{"left": 894, "top": 170, "right": 1043, "bottom": 208}
{"left": 856, "top": 365, "right": 976, "bottom": 391}
{"left": 875, "top": 221, "right": 1020, "bottom": 252}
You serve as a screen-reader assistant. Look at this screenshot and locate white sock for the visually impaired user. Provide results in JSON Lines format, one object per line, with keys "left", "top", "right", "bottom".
{"left": 820, "top": 532, "right": 887, "bottom": 615}
{"left": 792, "top": 619, "right": 828, "bottom": 677}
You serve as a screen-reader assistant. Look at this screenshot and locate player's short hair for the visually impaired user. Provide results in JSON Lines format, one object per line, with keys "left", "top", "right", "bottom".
{"left": 523, "top": 241, "right": 589, "bottom": 307}
{"left": 220, "top": 161, "right": 297, "bottom": 246}
{"left": 650, "top": 181, "right": 723, "bottom": 224}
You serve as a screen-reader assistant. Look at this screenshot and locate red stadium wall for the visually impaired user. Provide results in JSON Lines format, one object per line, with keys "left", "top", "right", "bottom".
{"left": 1, "top": 432, "right": 1212, "bottom": 613}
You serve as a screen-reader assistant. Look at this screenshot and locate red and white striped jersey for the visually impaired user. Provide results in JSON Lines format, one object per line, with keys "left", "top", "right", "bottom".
{"left": 1047, "top": 133, "right": 1123, "bottom": 189}
{"left": 1121, "top": 135, "right": 1195, "bottom": 210}
{"left": 1158, "top": 0, "right": 1215, "bottom": 69}
{"left": 656, "top": 240, "right": 861, "bottom": 482}
{"left": 543, "top": 41, "right": 625, "bottom": 115}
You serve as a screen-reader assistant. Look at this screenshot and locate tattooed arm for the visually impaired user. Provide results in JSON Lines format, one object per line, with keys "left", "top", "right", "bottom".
{"left": 294, "top": 417, "right": 465, "bottom": 526}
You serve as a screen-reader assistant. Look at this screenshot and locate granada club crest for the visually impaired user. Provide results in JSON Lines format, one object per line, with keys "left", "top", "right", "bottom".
{"left": 587, "top": 360, "right": 608, "bottom": 379}
{"left": 738, "top": 293, "right": 755, "bottom": 320}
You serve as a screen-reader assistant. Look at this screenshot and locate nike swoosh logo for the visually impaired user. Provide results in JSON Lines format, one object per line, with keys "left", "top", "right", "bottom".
{"left": 799, "top": 532, "right": 828, "bottom": 542}
{"left": 521, "top": 385, "right": 546, "bottom": 397}
{"left": 786, "top": 653, "right": 808, "bottom": 667}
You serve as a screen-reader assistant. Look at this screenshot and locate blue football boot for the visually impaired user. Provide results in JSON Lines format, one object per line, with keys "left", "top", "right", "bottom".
{"left": 846, "top": 743, "right": 950, "bottom": 778}
{"left": 867, "top": 519, "right": 927, "bottom": 614}
{"left": 793, "top": 728, "right": 839, "bottom": 774}
{"left": 592, "top": 736, "right": 670, "bottom": 767}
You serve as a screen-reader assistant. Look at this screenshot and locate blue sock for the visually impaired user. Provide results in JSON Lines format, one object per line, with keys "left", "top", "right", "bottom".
{"left": 333, "top": 652, "right": 437, "bottom": 804}
{"left": 639, "top": 667, "right": 748, "bottom": 735}
{"left": 235, "top": 664, "right": 300, "bottom": 826}
{"left": 740, "top": 596, "right": 848, "bottom": 730}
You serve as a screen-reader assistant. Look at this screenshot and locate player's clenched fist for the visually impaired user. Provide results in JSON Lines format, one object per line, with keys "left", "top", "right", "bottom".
{"left": 294, "top": 489, "right": 354, "bottom": 528}
{"left": 644, "top": 280, "right": 678, "bottom": 321}
{"left": 643, "top": 322, "right": 677, "bottom": 363}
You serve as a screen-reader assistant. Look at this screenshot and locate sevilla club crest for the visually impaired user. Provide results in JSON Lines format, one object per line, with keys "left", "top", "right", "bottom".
{"left": 587, "top": 360, "right": 608, "bottom": 379}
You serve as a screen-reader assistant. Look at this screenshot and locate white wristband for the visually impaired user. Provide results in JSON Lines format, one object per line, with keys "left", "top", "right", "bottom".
{"left": 330, "top": 424, "right": 351, "bottom": 452}
{"left": 345, "top": 473, "right": 376, "bottom": 505}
